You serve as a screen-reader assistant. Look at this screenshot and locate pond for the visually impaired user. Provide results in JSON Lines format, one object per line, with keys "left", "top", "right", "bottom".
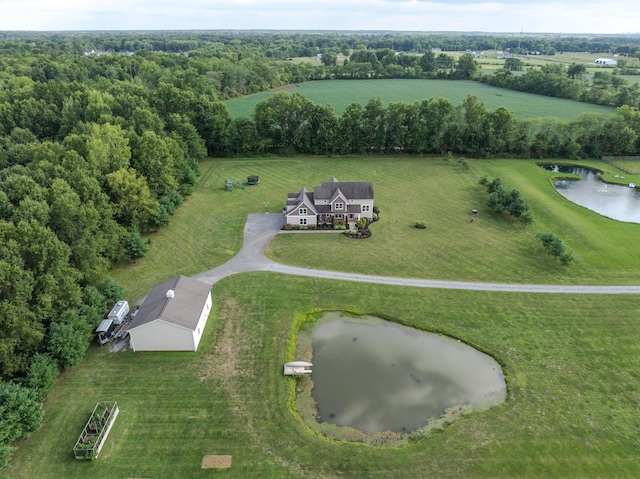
{"left": 310, "top": 315, "right": 506, "bottom": 434}
{"left": 540, "top": 164, "right": 640, "bottom": 223}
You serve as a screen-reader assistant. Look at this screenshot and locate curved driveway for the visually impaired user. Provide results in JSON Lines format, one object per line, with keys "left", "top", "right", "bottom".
{"left": 196, "top": 214, "right": 640, "bottom": 295}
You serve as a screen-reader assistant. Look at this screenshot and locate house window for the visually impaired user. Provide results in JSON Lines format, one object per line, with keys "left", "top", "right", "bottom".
{"left": 362, "top": 205, "right": 370, "bottom": 212}
{"left": 299, "top": 208, "right": 307, "bottom": 216}
{"left": 300, "top": 218, "right": 307, "bottom": 225}
{"left": 335, "top": 214, "right": 343, "bottom": 219}
{"left": 335, "top": 202, "right": 344, "bottom": 210}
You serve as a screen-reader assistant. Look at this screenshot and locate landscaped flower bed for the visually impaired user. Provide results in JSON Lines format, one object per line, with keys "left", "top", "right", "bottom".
{"left": 73, "top": 401, "right": 119, "bottom": 460}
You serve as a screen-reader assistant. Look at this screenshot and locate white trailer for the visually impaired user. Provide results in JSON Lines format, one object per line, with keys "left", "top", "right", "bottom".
{"left": 107, "top": 300, "right": 130, "bottom": 325}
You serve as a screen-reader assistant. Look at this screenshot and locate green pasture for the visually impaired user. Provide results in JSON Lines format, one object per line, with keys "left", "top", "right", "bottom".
{"left": 10, "top": 156, "right": 640, "bottom": 478}
{"left": 263, "top": 156, "right": 640, "bottom": 286}
{"left": 225, "top": 79, "right": 615, "bottom": 121}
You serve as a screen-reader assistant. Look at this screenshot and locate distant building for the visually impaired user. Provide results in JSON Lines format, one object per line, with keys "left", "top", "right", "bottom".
{"left": 594, "top": 58, "right": 617, "bottom": 66}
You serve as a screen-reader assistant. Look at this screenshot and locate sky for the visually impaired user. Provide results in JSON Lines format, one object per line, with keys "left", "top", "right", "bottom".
{"left": 0, "top": 0, "right": 639, "bottom": 34}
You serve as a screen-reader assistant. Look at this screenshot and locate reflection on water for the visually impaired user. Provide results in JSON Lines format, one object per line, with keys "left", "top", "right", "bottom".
{"left": 541, "top": 164, "right": 640, "bottom": 223}
{"left": 311, "top": 317, "right": 506, "bottom": 433}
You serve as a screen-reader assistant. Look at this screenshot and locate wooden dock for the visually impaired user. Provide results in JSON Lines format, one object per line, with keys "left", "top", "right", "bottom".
{"left": 283, "top": 361, "right": 313, "bottom": 375}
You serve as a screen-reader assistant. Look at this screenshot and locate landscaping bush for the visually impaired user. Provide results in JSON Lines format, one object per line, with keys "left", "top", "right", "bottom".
{"left": 538, "top": 232, "right": 574, "bottom": 264}
{"left": 24, "top": 354, "right": 59, "bottom": 401}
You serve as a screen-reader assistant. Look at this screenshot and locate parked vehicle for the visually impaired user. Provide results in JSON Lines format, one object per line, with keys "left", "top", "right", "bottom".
{"left": 96, "top": 319, "right": 116, "bottom": 345}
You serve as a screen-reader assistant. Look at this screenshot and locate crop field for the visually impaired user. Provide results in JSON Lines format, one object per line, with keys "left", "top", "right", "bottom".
{"left": 225, "top": 79, "right": 616, "bottom": 121}
{"left": 9, "top": 156, "right": 640, "bottom": 478}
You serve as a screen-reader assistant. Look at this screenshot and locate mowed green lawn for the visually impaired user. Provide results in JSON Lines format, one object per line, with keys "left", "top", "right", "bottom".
{"left": 9, "top": 156, "right": 640, "bottom": 478}
{"left": 264, "top": 157, "right": 640, "bottom": 286}
{"left": 225, "top": 79, "right": 616, "bottom": 121}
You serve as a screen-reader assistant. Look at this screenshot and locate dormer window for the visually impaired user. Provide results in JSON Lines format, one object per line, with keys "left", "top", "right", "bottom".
{"left": 335, "top": 202, "right": 344, "bottom": 210}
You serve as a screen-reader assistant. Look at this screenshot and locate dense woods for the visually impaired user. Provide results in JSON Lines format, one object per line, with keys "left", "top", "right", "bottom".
{"left": 2, "top": 30, "right": 640, "bottom": 471}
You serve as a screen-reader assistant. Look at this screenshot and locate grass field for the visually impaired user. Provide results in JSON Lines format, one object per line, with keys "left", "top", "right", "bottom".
{"left": 225, "top": 79, "right": 615, "bottom": 121}
{"left": 9, "top": 156, "right": 640, "bottom": 478}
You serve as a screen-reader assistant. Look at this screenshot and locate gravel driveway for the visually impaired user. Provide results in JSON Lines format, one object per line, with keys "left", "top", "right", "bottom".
{"left": 196, "top": 214, "right": 640, "bottom": 295}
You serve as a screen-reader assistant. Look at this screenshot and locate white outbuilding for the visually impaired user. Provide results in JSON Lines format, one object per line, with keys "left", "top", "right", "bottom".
{"left": 594, "top": 58, "right": 617, "bottom": 66}
{"left": 127, "top": 275, "right": 212, "bottom": 352}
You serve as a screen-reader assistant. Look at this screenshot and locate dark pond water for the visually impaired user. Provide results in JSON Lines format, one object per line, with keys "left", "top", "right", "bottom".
{"left": 540, "top": 164, "right": 640, "bottom": 223}
{"left": 311, "top": 316, "right": 506, "bottom": 433}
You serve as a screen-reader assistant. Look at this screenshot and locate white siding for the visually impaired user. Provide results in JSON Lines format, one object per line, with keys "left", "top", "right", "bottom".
{"left": 129, "top": 321, "right": 195, "bottom": 351}
{"left": 129, "top": 291, "right": 212, "bottom": 352}
{"left": 358, "top": 199, "right": 374, "bottom": 219}
{"left": 191, "top": 292, "right": 212, "bottom": 349}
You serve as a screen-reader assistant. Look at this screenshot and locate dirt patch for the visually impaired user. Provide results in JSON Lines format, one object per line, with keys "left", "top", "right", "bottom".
{"left": 202, "top": 455, "right": 232, "bottom": 468}
{"left": 109, "top": 338, "right": 130, "bottom": 352}
{"left": 269, "top": 83, "right": 299, "bottom": 92}
{"left": 199, "top": 297, "right": 248, "bottom": 383}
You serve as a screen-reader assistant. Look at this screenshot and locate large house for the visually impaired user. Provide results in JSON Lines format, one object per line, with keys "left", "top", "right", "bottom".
{"left": 285, "top": 177, "right": 374, "bottom": 229}
{"left": 127, "top": 275, "right": 212, "bottom": 352}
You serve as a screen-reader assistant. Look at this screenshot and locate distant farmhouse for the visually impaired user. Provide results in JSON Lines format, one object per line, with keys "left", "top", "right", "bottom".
{"left": 594, "top": 58, "right": 617, "bottom": 66}
{"left": 285, "top": 177, "right": 374, "bottom": 230}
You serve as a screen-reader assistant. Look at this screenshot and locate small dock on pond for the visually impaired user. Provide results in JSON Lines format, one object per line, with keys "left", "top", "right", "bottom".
{"left": 284, "top": 361, "right": 313, "bottom": 375}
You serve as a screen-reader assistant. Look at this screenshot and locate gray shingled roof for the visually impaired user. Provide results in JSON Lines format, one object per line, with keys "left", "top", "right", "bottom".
{"left": 286, "top": 187, "right": 317, "bottom": 214}
{"left": 127, "top": 275, "right": 211, "bottom": 332}
{"left": 314, "top": 179, "right": 374, "bottom": 201}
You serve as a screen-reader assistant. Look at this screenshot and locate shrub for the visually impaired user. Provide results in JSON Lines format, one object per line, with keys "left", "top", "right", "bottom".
{"left": 24, "top": 353, "right": 59, "bottom": 401}
{"left": 99, "top": 278, "right": 125, "bottom": 305}
{"left": 538, "top": 232, "right": 573, "bottom": 264}
{"left": 122, "top": 231, "right": 149, "bottom": 261}
{"left": 0, "top": 382, "right": 43, "bottom": 463}
{"left": 47, "top": 321, "right": 89, "bottom": 369}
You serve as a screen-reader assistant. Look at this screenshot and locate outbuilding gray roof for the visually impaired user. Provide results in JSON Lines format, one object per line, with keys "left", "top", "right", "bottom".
{"left": 127, "top": 275, "right": 211, "bottom": 332}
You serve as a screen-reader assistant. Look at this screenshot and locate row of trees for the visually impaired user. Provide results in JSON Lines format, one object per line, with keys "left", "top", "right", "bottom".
{"left": 480, "top": 177, "right": 532, "bottom": 224}
{"left": 242, "top": 91, "right": 640, "bottom": 159}
{"left": 1, "top": 35, "right": 639, "bottom": 111}
{"left": 484, "top": 61, "right": 640, "bottom": 108}
{"left": 3, "top": 31, "right": 640, "bottom": 59}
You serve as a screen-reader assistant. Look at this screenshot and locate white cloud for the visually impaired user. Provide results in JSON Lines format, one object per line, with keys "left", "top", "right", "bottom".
{"left": 0, "top": 0, "right": 638, "bottom": 33}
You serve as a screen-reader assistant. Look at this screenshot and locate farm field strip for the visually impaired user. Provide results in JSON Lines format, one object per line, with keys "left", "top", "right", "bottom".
{"left": 225, "top": 79, "right": 616, "bottom": 121}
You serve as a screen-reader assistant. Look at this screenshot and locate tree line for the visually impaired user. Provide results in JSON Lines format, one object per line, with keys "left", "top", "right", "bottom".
{"left": 3, "top": 31, "right": 640, "bottom": 59}
{"left": 240, "top": 91, "right": 639, "bottom": 158}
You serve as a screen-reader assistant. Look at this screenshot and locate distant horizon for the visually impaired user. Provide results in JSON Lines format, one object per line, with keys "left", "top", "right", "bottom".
{"left": 1, "top": 1, "right": 639, "bottom": 35}
{"left": 2, "top": 29, "right": 640, "bottom": 36}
